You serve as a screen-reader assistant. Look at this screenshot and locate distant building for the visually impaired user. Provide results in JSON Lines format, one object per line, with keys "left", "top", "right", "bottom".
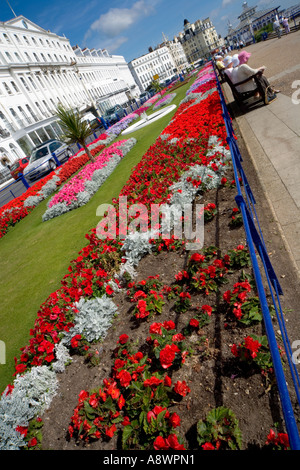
{"left": 226, "top": 1, "right": 281, "bottom": 47}
{"left": 161, "top": 34, "right": 189, "bottom": 74}
{"left": 177, "top": 18, "right": 222, "bottom": 63}
{"left": 128, "top": 45, "right": 178, "bottom": 92}
{"left": 0, "top": 15, "right": 139, "bottom": 172}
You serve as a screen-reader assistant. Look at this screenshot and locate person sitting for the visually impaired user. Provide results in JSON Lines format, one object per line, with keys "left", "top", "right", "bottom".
{"left": 215, "top": 55, "right": 224, "bottom": 70}
{"left": 230, "top": 50, "right": 279, "bottom": 104}
{"left": 223, "top": 54, "right": 239, "bottom": 80}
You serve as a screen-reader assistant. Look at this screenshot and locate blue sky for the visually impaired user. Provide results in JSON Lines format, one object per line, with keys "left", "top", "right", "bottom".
{"left": 1, "top": 0, "right": 298, "bottom": 61}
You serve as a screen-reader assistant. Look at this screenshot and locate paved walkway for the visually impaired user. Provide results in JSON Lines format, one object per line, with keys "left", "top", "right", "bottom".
{"left": 222, "top": 82, "right": 300, "bottom": 277}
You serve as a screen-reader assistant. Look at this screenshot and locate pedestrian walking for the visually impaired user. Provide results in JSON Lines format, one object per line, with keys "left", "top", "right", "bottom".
{"left": 273, "top": 18, "right": 282, "bottom": 38}
{"left": 282, "top": 16, "right": 290, "bottom": 34}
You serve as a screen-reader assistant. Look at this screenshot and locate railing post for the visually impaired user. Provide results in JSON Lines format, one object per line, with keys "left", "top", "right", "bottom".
{"left": 19, "top": 173, "right": 30, "bottom": 190}
{"left": 51, "top": 152, "right": 61, "bottom": 167}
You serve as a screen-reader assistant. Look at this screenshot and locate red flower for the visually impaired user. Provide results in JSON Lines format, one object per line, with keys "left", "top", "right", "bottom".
{"left": 143, "top": 376, "right": 163, "bottom": 388}
{"left": 16, "top": 425, "right": 28, "bottom": 437}
{"left": 166, "top": 434, "right": 185, "bottom": 450}
{"left": 244, "top": 336, "right": 261, "bottom": 358}
{"left": 118, "top": 334, "right": 129, "bottom": 345}
{"left": 117, "top": 369, "right": 132, "bottom": 387}
{"left": 168, "top": 412, "right": 181, "bottom": 428}
{"left": 201, "top": 304, "right": 212, "bottom": 316}
{"left": 173, "top": 380, "right": 191, "bottom": 397}
{"left": 149, "top": 322, "right": 162, "bottom": 335}
{"left": 202, "top": 442, "right": 215, "bottom": 450}
{"left": 27, "top": 437, "right": 38, "bottom": 448}
{"left": 190, "top": 253, "right": 205, "bottom": 263}
{"left": 164, "top": 375, "right": 172, "bottom": 387}
{"left": 118, "top": 394, "right": 125, "bottom": 410}
{"left": 122, "top": 416, "right": 131, "bottom": 426}
{"left": 190, "top": 318, "right": 199, "bottom": 328}
{"left": 105, "top": 285, "right": 114, "bottom": 295}
{"left": 231, "top": 344, "right": 239, "bottom": 357}
{"left": 159, "top": 344, "right": 179, "bottom": 369}
{"left": 105, "top": 424, "right": 117, "bottom": 438}
{"left": 153, "top": 435, "right": 170, "bottom": 450}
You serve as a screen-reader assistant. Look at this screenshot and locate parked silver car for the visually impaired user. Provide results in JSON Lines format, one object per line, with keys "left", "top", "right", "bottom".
{"left": 24, "top": 139, "right": 72, "bottom": 181}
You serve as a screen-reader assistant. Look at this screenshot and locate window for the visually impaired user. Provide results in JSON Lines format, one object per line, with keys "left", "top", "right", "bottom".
{"left": 49, "top": 141, "right": 62, "bottom": 152}
{"left": 3, "top": 82, "right": 12, "bottom": 95}
{"left": 26, "top": 105, "right": 37, "bottom": 121}
{"left": 42, "top": 100, "right": 51, "bottom": 113}
{"left": 14, "top": 52, "right": 22, "bottom": 62}
{"left": 3, "top": 33, "right": 11, "bottom": 43}
{"left": 5, "top": 51, "right": 13, "bottom": 62}
{"left": 21, "top": 77, "right": 32, "bottom": 92}
{"left": 28, "top": 76, "right": 37, "bottom": 89}
{"left": 9, "top": 108, "right": 18, "bottom": 119}
{"left": 33, "top": 53, "right": 40, "bottom": 62}
{"left": 18, "top": 106, "right": 30, "bottom": 122}
{"left": 11, "top": 81, "right": 19, "bottom": 93}
{"left": 35, "top": 101, "right": 43, "bottom": 116}
{"left": 23, "top": 36, "right": 29, "bottom": 45}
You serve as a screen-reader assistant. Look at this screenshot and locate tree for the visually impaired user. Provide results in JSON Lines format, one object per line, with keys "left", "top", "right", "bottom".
{"left": 56, "top": 105, "right": 94, "bottom": 162}
{"left": 150, "top": 79, "right": 163, "bottom": 96}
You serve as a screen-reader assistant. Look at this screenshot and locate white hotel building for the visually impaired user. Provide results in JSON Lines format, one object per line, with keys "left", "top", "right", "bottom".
{"left": 128, "top": 40, "right": 188, "bottom": 93}
{"left": 0, "top": 15, "right": 139, "bottom": 174}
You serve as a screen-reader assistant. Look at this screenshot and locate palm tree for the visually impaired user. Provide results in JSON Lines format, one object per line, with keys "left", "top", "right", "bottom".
{"left": 56, "top": 105, "right": 94, "bottom": 162}
{"left": 150, "top": 79, "right": 163, "bottom": 96}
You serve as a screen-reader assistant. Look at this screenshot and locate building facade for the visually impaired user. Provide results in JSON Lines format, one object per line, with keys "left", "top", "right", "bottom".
{"left": 177, "top": 18, "right": 221, "bottom": 63}
{"left": 128, "top": 45, "right": 179, "bottom": 92}
{"left": 0, "top": 15, "right": 139, "bottom": 173}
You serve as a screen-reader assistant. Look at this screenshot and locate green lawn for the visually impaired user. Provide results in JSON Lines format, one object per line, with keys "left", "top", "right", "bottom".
{"left": 0, "top": 78, "right": 195, "bottom": 392}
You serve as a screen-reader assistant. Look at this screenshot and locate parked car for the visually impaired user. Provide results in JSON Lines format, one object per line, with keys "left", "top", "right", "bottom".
{"left": 103, "top": 105, "right": 125, "bottom": 125}
{"left": 89, "top": 117, "right": 104, "bottom": 131}
{"left": 139, "top": 91, "right": 150, "bottom": 101}
{"left": 23, "top": 139, "right": 72, "bottom": 181}
{"left": 148, "top": 88, "right": 156, "bottom": 97}
{"left": 10, "top": 157, "right": 30, "bottom": 180}
{"left": 80, "top": 113, "right": 104, "bottom": 131}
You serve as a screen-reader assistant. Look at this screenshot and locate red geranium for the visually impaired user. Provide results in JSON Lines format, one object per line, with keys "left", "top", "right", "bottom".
{"left": 173, "top": 380, "right": 191, "bottom": 397}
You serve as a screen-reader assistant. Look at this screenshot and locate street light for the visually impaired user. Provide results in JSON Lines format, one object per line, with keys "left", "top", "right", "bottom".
{"left": 70, "top": 60, "right": 100, "bottom": 117}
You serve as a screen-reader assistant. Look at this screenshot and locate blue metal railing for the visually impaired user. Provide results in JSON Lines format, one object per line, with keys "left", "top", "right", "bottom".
{"left": 213, "top": 63, "right": 300, "bottom": 449}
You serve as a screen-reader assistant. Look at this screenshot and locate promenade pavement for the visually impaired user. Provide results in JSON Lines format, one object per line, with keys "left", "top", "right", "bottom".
{"left": 221, "top": 30, "right": 300, "bottom": 277}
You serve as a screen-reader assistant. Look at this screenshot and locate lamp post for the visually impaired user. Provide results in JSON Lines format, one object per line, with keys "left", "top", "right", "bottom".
{"left": 70, "top": 60, "right": 100, "bottom": 117}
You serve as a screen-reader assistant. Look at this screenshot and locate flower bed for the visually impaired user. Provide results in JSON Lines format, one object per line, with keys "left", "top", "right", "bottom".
{"left": 0, "top": 64, "right": 290, "bottom": 451}
{"left": 0, "top": 134, "right": 114, "bottom": 238}
{"left": 106, "top": 113, "right": 139, "bottom": 136}
{"left": 42, "top": 138, "right": 136, "bottom": 221}
{"left": 153, "top": 93, "right": 176, "bottom": 110}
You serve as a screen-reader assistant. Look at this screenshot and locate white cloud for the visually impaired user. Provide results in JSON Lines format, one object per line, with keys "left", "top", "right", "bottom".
{"left": 98, "top": 36, "right": 129, "bottom": 54}
{"left": 90, "top": 0, "right": 156, "bottom": 38}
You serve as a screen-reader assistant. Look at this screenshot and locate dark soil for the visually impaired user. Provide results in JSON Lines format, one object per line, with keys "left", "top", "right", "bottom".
{"left": 40, "top": 120, "right": 300, "bottom": 451}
